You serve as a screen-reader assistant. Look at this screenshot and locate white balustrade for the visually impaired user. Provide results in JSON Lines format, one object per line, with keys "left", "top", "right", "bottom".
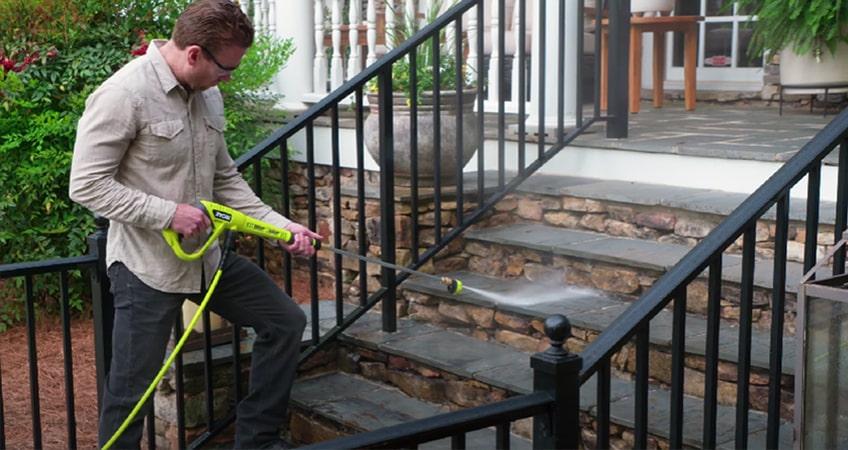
{"left": 272, "top": 0, "right": 569, "bottom": 113}
{"left": 313, "top": 0, "right": 328, "bottom": 94}
{"left": 347, "top": 0, "right": 363, "bottom": 81}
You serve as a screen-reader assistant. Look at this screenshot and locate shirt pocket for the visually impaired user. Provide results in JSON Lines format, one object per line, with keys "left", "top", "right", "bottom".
{"left": 135, "top": 119, "right": 187, "bottom": 166}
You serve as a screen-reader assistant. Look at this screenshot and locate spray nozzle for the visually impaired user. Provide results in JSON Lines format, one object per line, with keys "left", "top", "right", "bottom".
{"left": 441, "top": 277, "right": 463, "bottom": 294}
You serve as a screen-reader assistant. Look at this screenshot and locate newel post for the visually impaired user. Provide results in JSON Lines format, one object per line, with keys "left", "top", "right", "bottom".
{"left": 87, "top": 215, "right": 113, "bottom": 412}
{"left": 531, "top": 314, "right": 582, "bottom": 450}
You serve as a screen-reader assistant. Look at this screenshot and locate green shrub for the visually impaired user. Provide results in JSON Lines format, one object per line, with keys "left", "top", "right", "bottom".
{"left": 0, "top": 0, "right": 293, "bottom": 329}
{"left": 220, "top": 33, "right": 295, "bottom": 159}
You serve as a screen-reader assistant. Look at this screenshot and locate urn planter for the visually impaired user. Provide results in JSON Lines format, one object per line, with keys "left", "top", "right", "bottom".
{"left": 364, "top": 89, "right": 478, "bottom": 187}
{"left": 779, "top": 40, "right": 848, "bottom": 94}
{"left": 631, "top": 0, "right": 674, "bottom": 16}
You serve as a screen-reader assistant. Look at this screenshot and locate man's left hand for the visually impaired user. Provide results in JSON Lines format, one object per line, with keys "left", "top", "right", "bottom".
{"left": 282, "top": 223, "right": 323, "bottom": 256}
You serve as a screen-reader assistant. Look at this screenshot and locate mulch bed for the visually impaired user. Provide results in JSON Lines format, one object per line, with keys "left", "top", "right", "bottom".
{"left": 0, "top": 270, "right": 329, "bottom": 449}
{"left": 0, "top": 315, "right": 99, "bottom": 449}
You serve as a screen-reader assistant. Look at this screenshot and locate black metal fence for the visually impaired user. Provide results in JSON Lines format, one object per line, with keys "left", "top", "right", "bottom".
{"left": 578, "top": 107, "right": 848, "bottom": 449}
{"left": 0, "top": 0, "right": 635, "bottom": 447}
{"left": 298, "top": 315, "right": 582, "bottom": 450}
{"left": 0, "top": 222, "right": 102, "bottom": 449}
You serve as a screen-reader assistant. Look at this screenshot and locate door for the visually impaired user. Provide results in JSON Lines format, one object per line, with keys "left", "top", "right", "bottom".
{"left": 664, "top": 0, "right": 763, "bottom": 91}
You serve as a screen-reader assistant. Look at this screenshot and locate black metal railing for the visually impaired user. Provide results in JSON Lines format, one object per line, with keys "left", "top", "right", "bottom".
{"left": 577, "top": 108, "right": 848, "bottom": 448}
{"left": 213, "top": 0, "right": 627, "bottom": 446}
{"left": 0, "top": 220, "right": 104, "bottom": 450}
{"left": 0, "top": 0, "right": 633, "bottom": 448}
{"left": 298, "top": 314, "right": 582, "bottom": 450}
{"left": 236, "top": 0, "right": 626, "bottom": 363}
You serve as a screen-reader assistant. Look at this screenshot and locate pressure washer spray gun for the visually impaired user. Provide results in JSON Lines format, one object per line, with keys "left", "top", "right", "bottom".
{"left": 162, "top": 200, "right": 321, "bottom": 260}
{"left": 162, "top": 201, "right": 463, "bottom": 293}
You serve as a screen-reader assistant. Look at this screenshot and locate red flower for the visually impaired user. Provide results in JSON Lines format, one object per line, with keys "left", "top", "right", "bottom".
{"left": 131, "top": 42, "right": 148, "bottom": 57}
{"left": 1, "top": 58, "right": 15, "bottom": 73}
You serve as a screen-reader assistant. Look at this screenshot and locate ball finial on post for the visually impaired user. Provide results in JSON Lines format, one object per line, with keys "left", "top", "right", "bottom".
{"left": 544, "top": 314, "right": 572, "bottom": 356}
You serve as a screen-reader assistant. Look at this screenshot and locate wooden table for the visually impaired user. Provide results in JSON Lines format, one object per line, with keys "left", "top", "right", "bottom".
{"left": 601, "top": 16, "right": 704, "bottom": 113}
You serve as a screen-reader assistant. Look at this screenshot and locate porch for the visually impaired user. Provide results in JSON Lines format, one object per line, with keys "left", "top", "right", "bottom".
{"left": 296, "top": 97, "right": 839, "bottom": 199}
{"left": 259, "top": 0, "right": 775, "bottom": 113}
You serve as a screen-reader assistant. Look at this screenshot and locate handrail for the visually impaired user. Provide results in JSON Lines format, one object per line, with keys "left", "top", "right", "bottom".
{"left": 579, "top": 107, "right": 848, "bottom": 380}
{"left": 0, "top": 255, "right": 98, "bottom": 277}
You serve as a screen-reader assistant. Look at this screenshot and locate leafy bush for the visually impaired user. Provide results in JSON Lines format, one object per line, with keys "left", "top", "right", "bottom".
{"left": 220, "top": 33, "right": 294, "bottom": 158}
{"left": 0, "top": 0, "right": 293, "bottom": 328}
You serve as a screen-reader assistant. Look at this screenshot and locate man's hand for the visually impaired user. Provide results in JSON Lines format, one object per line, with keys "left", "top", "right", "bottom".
{"left": 282, "top": 222, "right": 323, "bottom": 257}
{"left": 170, "top": 203, "right": 212, "bottom": 239}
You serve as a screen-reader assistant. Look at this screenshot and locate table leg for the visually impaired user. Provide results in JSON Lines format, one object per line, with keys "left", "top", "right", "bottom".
{"left": 629, "top": 26, "right": 643, "bottom": 113}
{"left": 653, "top": 30, "right": 665, "bottom": 108}
{"left": 684, "top": 24, "right": 697, "bottom": 110}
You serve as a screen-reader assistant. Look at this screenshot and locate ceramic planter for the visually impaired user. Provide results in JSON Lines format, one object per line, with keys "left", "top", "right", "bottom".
{"left": 780, "top": 41, "right": 848, "bottom": 93}
{"left": 364, "top": 89, "right": 479, "bottom": 186}
{"left": 585, "top": 0, "right": 674, "bottom": 17}
{"left": 631, "top": 0, "right": 674, "bottom": 16}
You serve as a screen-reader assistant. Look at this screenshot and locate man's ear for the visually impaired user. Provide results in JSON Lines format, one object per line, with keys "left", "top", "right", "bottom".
{"left": 186, "top": 45, "right": 202, "bottom": 67}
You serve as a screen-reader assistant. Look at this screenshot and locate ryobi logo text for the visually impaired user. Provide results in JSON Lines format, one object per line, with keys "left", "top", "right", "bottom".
{"left": 213, "top": 210, "right": 233, "bottom": 222}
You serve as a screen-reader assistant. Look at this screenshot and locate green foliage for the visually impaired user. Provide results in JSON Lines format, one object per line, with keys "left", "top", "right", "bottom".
{"left": 220, "top": 33, "right": 295, "bottom": 159}
{"left": 733, "top": 0, "right": 848, "bottom": 57}
{"left": 0, "top": 0, "right": 293, "bottom": 329}
{"left": 367, "top": 0, "right": 472, "bottom": 103}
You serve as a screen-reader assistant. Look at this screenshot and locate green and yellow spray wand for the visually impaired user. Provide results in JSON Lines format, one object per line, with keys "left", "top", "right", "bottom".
{"left": 102, "top": 201, "right": 462, "bottom": 449}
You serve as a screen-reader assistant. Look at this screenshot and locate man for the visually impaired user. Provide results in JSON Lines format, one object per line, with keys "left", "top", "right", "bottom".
{"left": 69, "top": 1, "right": 320, "bottom": 448}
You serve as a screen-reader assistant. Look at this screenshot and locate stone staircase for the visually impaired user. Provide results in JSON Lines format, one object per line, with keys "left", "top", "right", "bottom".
{"left": 287, "top": 172, "right": 824, "bottom": 448}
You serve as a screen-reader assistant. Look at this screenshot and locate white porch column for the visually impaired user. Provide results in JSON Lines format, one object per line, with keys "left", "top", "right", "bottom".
{"left": 270, "top": 1, "right": 315, "bottom": 109}
{"left": 525, "top": 0, "right": 579, "bottom": 132}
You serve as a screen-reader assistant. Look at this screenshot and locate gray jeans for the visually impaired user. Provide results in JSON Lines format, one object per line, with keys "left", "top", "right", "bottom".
{"left": 98, "top": 254, "right": 306, "bottom": 449}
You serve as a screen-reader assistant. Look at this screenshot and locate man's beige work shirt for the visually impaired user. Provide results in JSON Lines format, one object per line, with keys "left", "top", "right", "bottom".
{"left": 70, "top": 40, "right": 291, "bottom": 293}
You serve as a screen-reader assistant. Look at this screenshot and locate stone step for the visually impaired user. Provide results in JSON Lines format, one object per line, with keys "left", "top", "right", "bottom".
{"left": 291, "top": 372, "right": 533, "bottom": 449}
{"left": 400, "top": 270, "right": 795, "bottom": 377}
{"left": 291, "top": 173, "right": 812, "bottom": 447}
{"left": 292, "top": 306, "right": 793, "bottom": 448}
{"left": 515, "top": 173, "right": 837, "bottom": 226}
{"left": 463, "top": 223, "right": 807, "bottom": 296}
{"left": 476, "top": 172, "right": 838, "bottom": 275}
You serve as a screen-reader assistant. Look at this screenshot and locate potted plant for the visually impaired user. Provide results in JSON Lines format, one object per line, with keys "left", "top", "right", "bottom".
{"left": 732, "top": 0, "right": 848, "bottom": 88}
{"left": 364, "top": 0, "right": 478, "bottom": 187}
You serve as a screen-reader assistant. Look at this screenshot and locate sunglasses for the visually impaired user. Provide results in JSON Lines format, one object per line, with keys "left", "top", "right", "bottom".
{"left": 200, "top": 46, "right": 238, "bottom": 75}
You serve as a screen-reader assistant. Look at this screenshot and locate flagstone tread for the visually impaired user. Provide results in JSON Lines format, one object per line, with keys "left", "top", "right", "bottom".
{"left": 400, "top": 271, "right": 795, "bottom": 376}
{"left": 464, "top": 223, "right": 807, "bottom": 294}
{"left": 517, "top": 174, "right": 837, "bottom": 224}
{"left": 291, "top": 371, "right": 533, "bottom": 449}
{"left": 295, "top": 315, "right": 793, "bottom": 449}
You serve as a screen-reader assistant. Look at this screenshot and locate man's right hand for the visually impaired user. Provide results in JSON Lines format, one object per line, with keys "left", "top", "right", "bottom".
{"left": 169, "top": 203, "right": 212, "bottom": 239}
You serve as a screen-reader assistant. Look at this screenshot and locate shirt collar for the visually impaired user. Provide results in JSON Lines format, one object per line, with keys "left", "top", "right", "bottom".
{"left": 146, "top": 39, "right": 184, "bottom": 95}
